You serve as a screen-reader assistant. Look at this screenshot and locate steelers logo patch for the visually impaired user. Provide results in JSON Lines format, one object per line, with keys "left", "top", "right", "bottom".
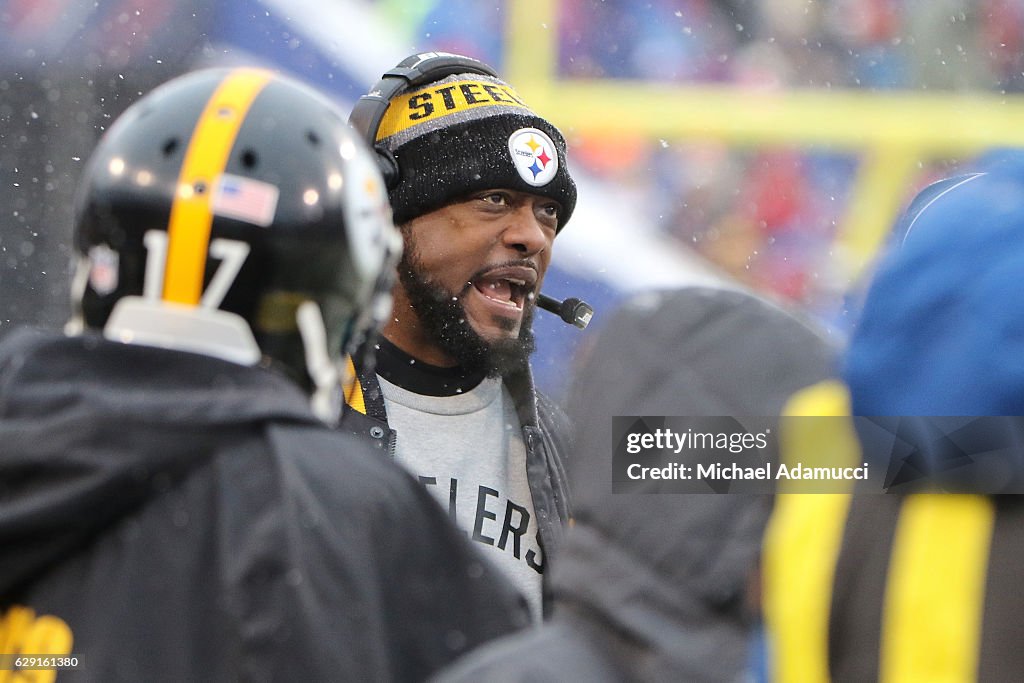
{"left": 507, "top": 128, "right": 558, "bottom": 187}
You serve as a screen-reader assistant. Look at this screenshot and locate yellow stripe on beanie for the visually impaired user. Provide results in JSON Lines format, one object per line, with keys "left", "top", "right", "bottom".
{"left": 377, "top": 78, "right": 530, "bottom": 141}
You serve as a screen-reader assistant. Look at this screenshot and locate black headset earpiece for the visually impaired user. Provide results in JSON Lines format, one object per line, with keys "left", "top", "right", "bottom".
{"left": 348, "top": 52, "right": 499, "bottom": 189}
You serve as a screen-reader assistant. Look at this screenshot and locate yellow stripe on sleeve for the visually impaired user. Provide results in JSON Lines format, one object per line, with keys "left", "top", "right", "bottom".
{"left": 881, "top": 494, "right": 995, "bottom": 683}
{"left": 763, "top": 379, "right": 857, "bottom": 683}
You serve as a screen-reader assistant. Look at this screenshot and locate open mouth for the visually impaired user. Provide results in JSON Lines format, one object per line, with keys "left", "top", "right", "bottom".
{"left": 470, "top": 265, "right": 537, "bottom": 311}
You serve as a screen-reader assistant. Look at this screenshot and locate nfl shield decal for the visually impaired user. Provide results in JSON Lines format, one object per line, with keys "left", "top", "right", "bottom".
{"left": 507, "top": 127, "right": 558, "bottom": 187}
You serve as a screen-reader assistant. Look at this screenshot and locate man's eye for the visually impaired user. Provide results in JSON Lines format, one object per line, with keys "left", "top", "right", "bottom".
{"left": 481, "top": 193, "right": 507, "bottom": 205}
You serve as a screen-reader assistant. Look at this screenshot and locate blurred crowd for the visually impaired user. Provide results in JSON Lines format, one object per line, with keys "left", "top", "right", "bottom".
{"left": 375, "top": 0, "right": 1024, "bottom": 329}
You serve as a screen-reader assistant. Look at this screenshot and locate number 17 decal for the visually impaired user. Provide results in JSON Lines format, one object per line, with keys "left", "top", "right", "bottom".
{"left": 142, "top": 229, "right": 250, "bottom": 308}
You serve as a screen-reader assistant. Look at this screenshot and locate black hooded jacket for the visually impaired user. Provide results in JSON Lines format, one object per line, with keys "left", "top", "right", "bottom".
{"left": 435, "top": 287, "right": 837, "bottom": 682}
{"left": 0, "top": 328, "right": 529, "bottom": 682}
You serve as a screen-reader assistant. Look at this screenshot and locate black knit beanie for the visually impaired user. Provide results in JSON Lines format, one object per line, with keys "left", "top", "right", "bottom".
{"left": 375, "top": 73, "right": 577, "bottom": 231}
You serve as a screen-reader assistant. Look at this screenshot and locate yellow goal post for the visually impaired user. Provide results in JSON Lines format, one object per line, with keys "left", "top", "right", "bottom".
{"left": 505, "top": 0, "right": 1024, "bottom": 286}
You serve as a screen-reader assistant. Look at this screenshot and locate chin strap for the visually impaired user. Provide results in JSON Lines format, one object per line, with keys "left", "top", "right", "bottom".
{"left": 296, "top": 300, "right": 342, "bottom": 426}
{"left": 64, "top": 255, "right": 91, "bottom": 336}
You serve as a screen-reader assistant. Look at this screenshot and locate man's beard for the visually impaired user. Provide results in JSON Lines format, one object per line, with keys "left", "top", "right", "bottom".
{"left": 397, "top": 248, "right": 536, "bottom": 377}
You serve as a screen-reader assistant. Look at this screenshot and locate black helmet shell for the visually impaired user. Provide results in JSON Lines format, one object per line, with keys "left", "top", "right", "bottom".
{"left": 73, "top": 68, "right": 399, "bottom": 389}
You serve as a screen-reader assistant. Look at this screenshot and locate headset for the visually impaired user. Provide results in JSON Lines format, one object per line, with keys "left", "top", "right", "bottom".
{"left": 349, "top": 51, "right": 593, "bottom": 330}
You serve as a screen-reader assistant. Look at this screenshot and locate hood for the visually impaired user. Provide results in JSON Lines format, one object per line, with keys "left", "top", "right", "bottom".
{"left": 0, "top": 328, "right": 320, "bottom": 598}
{"left": 560, "top": 286, "right": 836, "bottom": 661}
{"left": 846, "top": 162, "right": 1024, "bottom": 415}
{"left": 844, "top": 157, "right": 1024, "bottom": 492}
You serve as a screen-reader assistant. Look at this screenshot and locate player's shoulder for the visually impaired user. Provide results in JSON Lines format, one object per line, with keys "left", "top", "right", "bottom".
{"left": 257, "top": 417, "right": 433, "bottom": 514}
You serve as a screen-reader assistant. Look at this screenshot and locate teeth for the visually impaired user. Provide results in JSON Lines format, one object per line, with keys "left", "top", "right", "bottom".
{"left": 472, "top": 273, "right": 531, "bottom": 312}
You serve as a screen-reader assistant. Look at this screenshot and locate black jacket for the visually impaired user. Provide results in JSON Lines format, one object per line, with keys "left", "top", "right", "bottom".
{"left": 340, "top": 352, "right": 574, "bottom": 579}
{"left": 436, "top": 287, "right": 837, "bottom": 682}
{"left": 0, "top": 329, "right": 530, "bottom": 682}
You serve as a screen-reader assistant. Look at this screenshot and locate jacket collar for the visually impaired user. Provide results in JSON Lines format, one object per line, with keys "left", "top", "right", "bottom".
{"left": 0, "top": 329, "right": 319, "bottom": 426}
{"left": 344, "top": 349, "right": 539, "bottom": 429}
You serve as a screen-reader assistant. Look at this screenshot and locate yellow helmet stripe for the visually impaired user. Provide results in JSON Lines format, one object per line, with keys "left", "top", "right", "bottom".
{"left": 163, "top": 68, "right": 273, "bottom": 304}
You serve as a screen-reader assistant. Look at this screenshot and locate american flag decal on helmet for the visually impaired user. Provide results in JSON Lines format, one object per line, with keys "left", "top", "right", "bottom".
{"left": 211, "top": 174, "right": 280, "bottom": 228}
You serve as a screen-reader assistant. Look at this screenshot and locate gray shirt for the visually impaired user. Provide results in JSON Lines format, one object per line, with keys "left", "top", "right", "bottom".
{"left": 379, "top": 374, "right": 543, "bottom": 618}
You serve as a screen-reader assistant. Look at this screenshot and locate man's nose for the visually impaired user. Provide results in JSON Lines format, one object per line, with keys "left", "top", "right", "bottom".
{"left": 501, "top": 207, "right": 550, "bottom": 257}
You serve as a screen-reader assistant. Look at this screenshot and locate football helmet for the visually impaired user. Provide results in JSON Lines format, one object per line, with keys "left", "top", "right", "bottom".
{"left": 69, "top": 67, "right": 401, "bottom": 422}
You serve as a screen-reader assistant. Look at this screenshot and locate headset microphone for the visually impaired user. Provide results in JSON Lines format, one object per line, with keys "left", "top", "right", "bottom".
{"left": 536, "top": 293, "right": 594, "bottom": 330}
